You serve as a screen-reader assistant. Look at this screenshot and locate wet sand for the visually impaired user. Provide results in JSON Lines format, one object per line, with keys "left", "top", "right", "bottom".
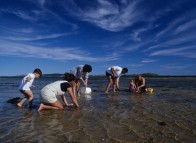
{"left": 0, "top": 76, "right": 196, "bottom": 143}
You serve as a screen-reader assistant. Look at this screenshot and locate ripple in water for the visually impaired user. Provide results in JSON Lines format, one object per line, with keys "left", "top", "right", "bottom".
{"left": 0, "top": 76, "right": 196, "bottom": 143}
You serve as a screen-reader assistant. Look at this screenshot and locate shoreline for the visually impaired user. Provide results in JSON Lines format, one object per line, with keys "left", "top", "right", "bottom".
{"left": 1, "top": 74, "right": 196, "bottom": 78}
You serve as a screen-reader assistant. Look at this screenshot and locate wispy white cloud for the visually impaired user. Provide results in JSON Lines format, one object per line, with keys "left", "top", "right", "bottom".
{"left": 145, "top": 8, "right": 196, "bottom": 60}
{"left": 17, "top": 28, "right": 35, "bottom": 34}
{"left": 0, "top": 24, "right": 77, "bottom": 42}
{"left": 125, "top": 40, "right": 153, "bottom": 52}
{"left": 0, "top": 40, "right": 119, "bottom": 62}
{"left": 156, "top": 19, "right": 183, "bottom": 38}
{"left": 129, "top": 24, "right": 158, "bottom": 42}
{"left": 148, "top": 34, "right": 196, "bottom": 50}
{"left": 150, "top": 46, "right": 196, "bottom": 58}
{"left": 142, "top": 59, "right": 158, "bottom": 63}
{"left": 0, "top": 3, "right": 78, "bottom": 31}
{"left": 130, "top": 32, "right": 142, "bottom": 42}
{"left": 64, "top": 0, "right": 144, "bottom": 32}
{"left": 128, "top": 64, "right": 144, "bottom": 68}
{"left": 0, "top": 26, "right": 34, "bottom": 34}
{"left": 38, "top": 0, "right": 45, "bottom": 6}
{"left": 174, "top": 18, "right": 196, "bottom": 34}
{"left": 1, "top": 9, "right": 40, "bottom": 21}
{"left": 1, "top": 33, "right": 73, "bottom": 41}
{"left": 160, "top": 64, "right": 192, "bottom": 70}
{"left": 43, "top": 6, "right": 79, "bottom": 31}
{"left": 156, "top": 8, "right": 196, "bottom": 38}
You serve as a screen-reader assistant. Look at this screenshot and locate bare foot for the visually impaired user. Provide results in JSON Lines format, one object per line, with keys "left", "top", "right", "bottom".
{"left": 38, "top": 103, "right": 44, "bottom": 112}
{"left": 17, "top": 103, "right": 22, "bottom": 107}
{"left": 77, "top": 92, "right": 81, "bottom": 97}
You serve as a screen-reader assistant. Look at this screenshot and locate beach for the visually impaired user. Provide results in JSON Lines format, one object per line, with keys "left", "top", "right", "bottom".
{"left": 0, "top": 76, "right": 196, "bottom": 143}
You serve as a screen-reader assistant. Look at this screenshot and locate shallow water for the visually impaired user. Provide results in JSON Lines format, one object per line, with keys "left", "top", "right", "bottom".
{"left": 0, "top": 76, "right": 196, "bottom": 143}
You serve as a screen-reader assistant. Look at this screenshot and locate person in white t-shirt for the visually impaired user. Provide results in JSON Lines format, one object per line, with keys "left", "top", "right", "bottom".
{"left": 69, "top": 64, "right": 92, "bottom": 97}
{"left": 105, "top": 66, "right": 128, "bottom": 93}
{"left": 17, "top": 68, "right": 42, "bottom": 108}
{"left": 38, "top": 73, "right": 79, "bottom": 111}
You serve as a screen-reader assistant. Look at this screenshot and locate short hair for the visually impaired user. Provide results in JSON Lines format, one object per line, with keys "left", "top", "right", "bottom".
{"left": 83, "top": 64, "right": 92, "bottom": 72}
{"left": 123, "top": 68, "right": 128, "bottom": 73}
{"left": 135, "top": 75, "right": 141, "bottom": 80}
{"left": 64, "top": 73, "right": 75, "bottom": 82}
{"left": 33, "top": 68, "right": 42, "bottom": 77}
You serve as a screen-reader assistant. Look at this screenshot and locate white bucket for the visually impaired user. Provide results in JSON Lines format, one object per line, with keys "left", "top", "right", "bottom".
{"left": 81, "top": 87, "right": 92, "bottom": 94}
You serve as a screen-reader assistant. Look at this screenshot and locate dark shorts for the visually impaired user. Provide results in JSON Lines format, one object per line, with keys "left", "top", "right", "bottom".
{"left": 106, "top": 71, "right": 112, "bottom": 77}
{"left": 140, "top": 87, "right": 147, "bottom": 92}
{"left": 19, "top": 90, "right": 25, "bottom": 93}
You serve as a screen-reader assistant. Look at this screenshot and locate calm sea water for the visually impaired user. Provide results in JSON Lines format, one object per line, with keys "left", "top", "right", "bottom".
{"left": 0, "top": 76, "right": 196, "bottom": 143}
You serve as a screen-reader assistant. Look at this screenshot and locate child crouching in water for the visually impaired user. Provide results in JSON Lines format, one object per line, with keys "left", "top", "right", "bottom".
{"left": 17, "top": 68, "right": 42, "bottom": 108}
{"left": 129, "top": 80, "right": 137, "bottom": 93}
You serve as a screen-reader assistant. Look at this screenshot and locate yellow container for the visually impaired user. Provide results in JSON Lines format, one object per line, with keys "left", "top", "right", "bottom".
{"left": 147, "top": 88, "right": 153, "bottom": 93}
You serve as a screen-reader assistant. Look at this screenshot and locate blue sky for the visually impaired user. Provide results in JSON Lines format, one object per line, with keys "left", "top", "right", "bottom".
{"left": 0, "top": 0, "right": 196, "bottom": 76}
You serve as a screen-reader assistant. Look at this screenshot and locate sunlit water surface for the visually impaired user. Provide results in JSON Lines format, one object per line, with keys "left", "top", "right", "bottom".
{"left": 0, "top": 76, "right": 195, "bottom": 143}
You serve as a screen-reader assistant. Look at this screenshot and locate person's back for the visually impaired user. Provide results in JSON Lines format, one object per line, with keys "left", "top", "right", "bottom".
{"left": 70, "top": 65, "right": 83, "bottom": 78}
{"left": 41, "top": 80, "right": 68, "bottom": 96}
{"left": 107, "top": 66, "right": 122, "bottom": 77}
{"left": 69, "top": 64, "right": 92, "bottom": 96}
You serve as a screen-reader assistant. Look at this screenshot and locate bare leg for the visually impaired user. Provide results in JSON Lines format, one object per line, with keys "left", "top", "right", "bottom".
{"left": 112, "top": 78, "right": 117, "bottom": 92}
{"left": 115, "top": 78, "right": 119, "bottom": 91}
{"left": 105, "top": 76, "right": 113, "bottom": 93}
{"left": 72, "top": 80, "right": 77, "bottom": 97}
{"left": 17, "top": 90, "right": 33, "bottom": 108}
{"left": 76, "top": 81, "right": 80, "bottom": 97}
{"left": 38, "top": 100, "right": 63, "bottom": 112}
{"left": 28, "top": 97, "right": 33, "bottom": 108}
{"left": 17, "top": 98, "right": 27, "bottom": 107}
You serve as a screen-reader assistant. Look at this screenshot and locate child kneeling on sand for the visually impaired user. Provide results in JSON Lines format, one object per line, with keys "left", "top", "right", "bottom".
{"left": 38, "top": 73, "right": 79, "bottom": 112}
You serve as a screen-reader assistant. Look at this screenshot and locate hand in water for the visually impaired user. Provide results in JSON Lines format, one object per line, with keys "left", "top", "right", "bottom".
{"left": 83, "top": 83, "right": 87, "bottom": 87}
{"left": 68, "top": 103, "right": 74, "bottom": 107}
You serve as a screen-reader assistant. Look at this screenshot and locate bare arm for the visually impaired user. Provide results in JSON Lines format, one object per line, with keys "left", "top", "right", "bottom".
{"left": 67, "top": 87, "right": 79, "bottom": 108}
{"left": 111, "top": 67, "right": 115, "bottom": 77}
{"left": 80, "top": 78, "right": 87, "bottom": 87}
{"left": 83, "top": 78, "right": 88, "bottom": 87}
{"left": 61, "top": 95, "right": 69, "bottom": 106}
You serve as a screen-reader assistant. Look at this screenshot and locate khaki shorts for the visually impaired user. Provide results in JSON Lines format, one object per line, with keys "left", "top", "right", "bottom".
{"left": 40, "top": 87, "right": 57, "bottom": 103}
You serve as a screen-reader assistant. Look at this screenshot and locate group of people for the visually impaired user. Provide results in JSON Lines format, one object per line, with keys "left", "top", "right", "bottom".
{"left": 17, "top": 65, "right": 146, "bottom": 112}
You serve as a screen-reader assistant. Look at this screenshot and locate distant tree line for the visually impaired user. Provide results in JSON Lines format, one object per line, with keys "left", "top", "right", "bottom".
{"left": 140, "top": 73, "right": 159, "bottom": 77}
